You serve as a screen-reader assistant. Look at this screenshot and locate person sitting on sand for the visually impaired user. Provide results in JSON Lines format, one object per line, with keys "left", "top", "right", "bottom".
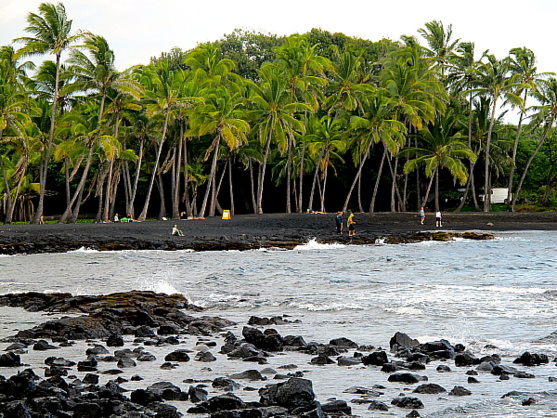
{"left": 113, "top": 213, "right": 120, "bottom": 223}
{"left": 126, "top": 213, "right": 141, "bottom": 222}
{"left": 180, "top": 211, "right": 188, "bottom": 220}
{"left": 172, "top": 225, "right": 184, "bottom": 236}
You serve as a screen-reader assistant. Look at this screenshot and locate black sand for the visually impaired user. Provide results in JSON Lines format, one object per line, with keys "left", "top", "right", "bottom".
{"left": 0, "top": 212, "right": 556, "bottom": 254}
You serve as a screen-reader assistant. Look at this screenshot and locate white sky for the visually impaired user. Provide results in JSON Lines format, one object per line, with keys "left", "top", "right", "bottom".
{"left": 2, "top": 0, "right": 556, "bottom": 73}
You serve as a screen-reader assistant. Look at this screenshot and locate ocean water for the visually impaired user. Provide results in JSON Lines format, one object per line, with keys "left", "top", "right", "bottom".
{"left": 1, "top": 230, "right": 557, "bottom": 416}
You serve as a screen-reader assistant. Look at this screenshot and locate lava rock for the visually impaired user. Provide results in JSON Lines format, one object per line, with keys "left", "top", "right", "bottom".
{"left": 448, "top": 386, "right": 472, "bottom": 396}
{"left": 391, "top": 397, "right": 424, "bottom": 409}
{"left": 165, "top": 349, "right": 191, "bottom": 362}
{"left": 387, "top": 372, "right": 427, "bottom": 384}
{"left": 362, "top": 351, "right": 389, "bottom": 366}
{"left": 413, "top": 383, "right": 446, "bottom": 394}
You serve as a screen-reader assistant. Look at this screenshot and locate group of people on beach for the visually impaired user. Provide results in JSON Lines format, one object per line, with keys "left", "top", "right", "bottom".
{"left": 420, "top": 207, "right": 443, "bottom": 227}
{"left": 335, "top": 210, "right": 356, "bottom": 236}
{"left": 113, "top": 213, "right": 140, "bottom": 223}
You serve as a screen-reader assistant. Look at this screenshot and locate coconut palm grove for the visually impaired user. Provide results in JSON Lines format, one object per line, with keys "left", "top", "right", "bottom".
{"left": 1, "top": 2, "right": 557, "bottom": 224}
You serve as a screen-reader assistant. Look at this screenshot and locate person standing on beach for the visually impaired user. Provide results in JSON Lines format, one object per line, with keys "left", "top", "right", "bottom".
{"left": 347, "top": 210, "right": 356, "bottom": 236}
{"left": 419, "top": 207, "right": 425, "bottom": 225}
{"left": 335, "top": 211, "right": 344, "bottom": 233}
{"left": 435, "top": 210, "right": 442, "bottom": 227}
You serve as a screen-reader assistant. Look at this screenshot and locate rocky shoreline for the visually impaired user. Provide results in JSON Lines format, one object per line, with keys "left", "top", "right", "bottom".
{"left": 3, "top": 211, "right": 556, "bottom": 255}
{"left": 1, "top": 291, "right": 555, "bottom": 417}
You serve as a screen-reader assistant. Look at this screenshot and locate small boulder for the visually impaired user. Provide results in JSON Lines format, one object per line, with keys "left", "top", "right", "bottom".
{"left": 362, "top": 351, "right": 389, "bottom": 366}
{"left": 413, "top": 383, "right": 446, "bottom": 394}
{"left": 0, "top": 352, "right": 21, "bottom": 367}
{"left": 368, "top": 400, "right": 389, "bottom": 411}
{"left": 165, "top": 349, "right": 191, "bottom": 362}
{"left": 391, "top": 397, "right": 424, "bottom": 409}
{"left": 388, "top": 372, "right": 427, "bottom": 384}
{"left": 449, "top": 386, "right": 472, "bottom": 396}
{"left": 33, "top": 340, "right": 59, "bottom": 351}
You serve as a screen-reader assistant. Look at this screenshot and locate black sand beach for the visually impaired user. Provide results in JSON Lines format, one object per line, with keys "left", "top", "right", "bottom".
{"left": 1, "top": 212, "right": 556, "bottom": 254}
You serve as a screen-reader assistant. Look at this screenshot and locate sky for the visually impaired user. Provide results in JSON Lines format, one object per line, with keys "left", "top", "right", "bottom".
{"left": 2, "top": 0, "right": 556, "bottom": 73}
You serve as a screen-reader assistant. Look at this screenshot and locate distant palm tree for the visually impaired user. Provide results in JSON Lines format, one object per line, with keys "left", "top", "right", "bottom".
{"left": 468, "top": 53, "right": 522, "bottom": 211}
{"left": 512, "top": 78, "right": 557, "bottom": 208}
{"left": 418, "top": 20, "right": 460, "bottom": 79}
{"left": 506, "top": 48, "right": 552, "bottom": 210}
{"left": 190, "top": 86, "right": 249, "bottom": 217}
{"left": 14, "top": 2, "right": 84, "bottom": 222}
{"left": 306, "top": 115, "right": 347, "bottom": 213}
{"left": 248, "top": 63, "right": 311, "bottom": 213}
{"left": 402, "top": 111, "right": 477, "bottom": 210}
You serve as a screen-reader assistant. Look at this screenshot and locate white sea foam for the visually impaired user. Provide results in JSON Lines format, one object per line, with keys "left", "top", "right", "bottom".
{"left": 295, "top": 301, "right": 364, "bottom": 311}
{"left": 68, "top": 246, "right": 99, "bottom": 253}
{"left": 138, "top": 278, "right": 181, "bottom": 295}
{"left": 294, "top": 238, "right": 345, "bottom": 251}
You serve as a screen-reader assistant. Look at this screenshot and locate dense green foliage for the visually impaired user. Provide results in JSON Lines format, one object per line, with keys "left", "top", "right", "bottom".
{"left": 1, "top": 3, "right": 556, "bottom": 224}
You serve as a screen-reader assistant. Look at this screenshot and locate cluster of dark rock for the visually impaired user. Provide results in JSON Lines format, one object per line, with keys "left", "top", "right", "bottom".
{"left": 1, "top": 291, "right": 553, "bottom": 417}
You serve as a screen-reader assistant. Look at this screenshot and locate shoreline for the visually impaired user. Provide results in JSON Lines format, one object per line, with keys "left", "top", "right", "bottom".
{"left": 0, "top": 212, "right": 556, "bottom": 255}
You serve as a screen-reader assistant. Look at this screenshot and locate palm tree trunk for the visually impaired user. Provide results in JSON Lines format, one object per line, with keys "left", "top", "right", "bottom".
{"left": 434, "top": 167, "right": 440, "bottom": 211}
{"left": 285, "top": 132, "right": 293, "bottom": 213}
{"left": 172, "top": 122, "right": 184, "bottom": 219}
{"left": 126, "top": 137, "right": 144, "bottom": 218}
{"left": 199, "top": 134, "right": 220, "bottom": 218}
{"left": 512, "top": 124, "right": 552, "bottom": 210}
{"left": 5, "top": 168, "right": 26, "bottom": 224}
{"left": 342, "top": 147, "right": 370, "bottom": 212}
{"left": 256, "top": 132, "right": 272, "bottom": 214}
{"left": 369, "top": 145, "right": 388, "bottom": 213}
{"left": 214, "top": 158, "right": 228, "bottom": 214}
{"left": 507, "top": 93, "right": 527, "bottom": 211}
{"left": 387, "top": 154, "right": 403, "bottom": 212}
{"left": 483, "top": 97, "right": 499, "bottom": 211}
{"left": 183, "top": 136, "right": 192, "bottom": 216}
{"left": 33, "top": 53, "right": 62, "bottom": 224}
{"left": 138, "top": 111, "right": 170, "bottom": 221}
{"left": 298, "top": 141, "right": 306, "bottom": 213}
{"left": 421, "top": 170, "right": 436, "bottom": 208}
{"left": 228, "top": 155, "right": 235, "bottom": 216}
{"left": 308, "top": 151, "right": 323, "bottom": 211}
{"left": 320, "top": 166, "right": 328, "bottom": 213}
{"left": 59, "top": 146, "right": 94, "bottom": 223}
{"left": 156, "top": 172, "right": 166, "bottom": 219}
{"left": 249, "top": 160, "right": 257, "bottom": 213}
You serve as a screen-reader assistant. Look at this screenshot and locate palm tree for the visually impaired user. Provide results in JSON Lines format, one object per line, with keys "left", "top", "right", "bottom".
{"left": 418, "top": 20, "right": 460, "bottom": 79}
{"left": 188, "top": 85, "right": 249, "bottom": 217}
{"left": 65, "top": 34, "right": 142, "bottom": 120}
{"left": 447, "top": 42, "right": 480, "bottom": 211}
{"left": 325, "top": 47, "right": 372, "bottom": 117}
{"left": 306, "top": 115, "right": 347, "bottom": 213}
{"left": 505, "top": 47, "right": 552, "bottom": 209}
{"left": 468, "top": 53, "right": 522, "bottom": 211}
{"left": 248, "top": 63, "right": 312, "bottom": 213}
{"left": 380, "top": 41, "right": 447, "bottom": 211}
{"left": 344, "top": 90, "right": 406, "bottom": 212}
{"left": 65, "top": 34, "right": 143, "bottom": 221}
{"left": 512, "top": 78, "right": 557, "bottom": 208}
{"left": 137, "top": 62, "right": 198, "bottom": 221}
{"left": 14, "top": 2, "right": 84, "bottom": 223}
{"left": 0, "top": 52, "right": 38, "bottom": 223}
{"left": 56, "top": 103, "right": 115, "bottom": 223}
{"left": 274, "top": 35, "right": 329, "bottom": 212}
{"left": 402, "top": 110, "right": 477, "bottom": 210}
